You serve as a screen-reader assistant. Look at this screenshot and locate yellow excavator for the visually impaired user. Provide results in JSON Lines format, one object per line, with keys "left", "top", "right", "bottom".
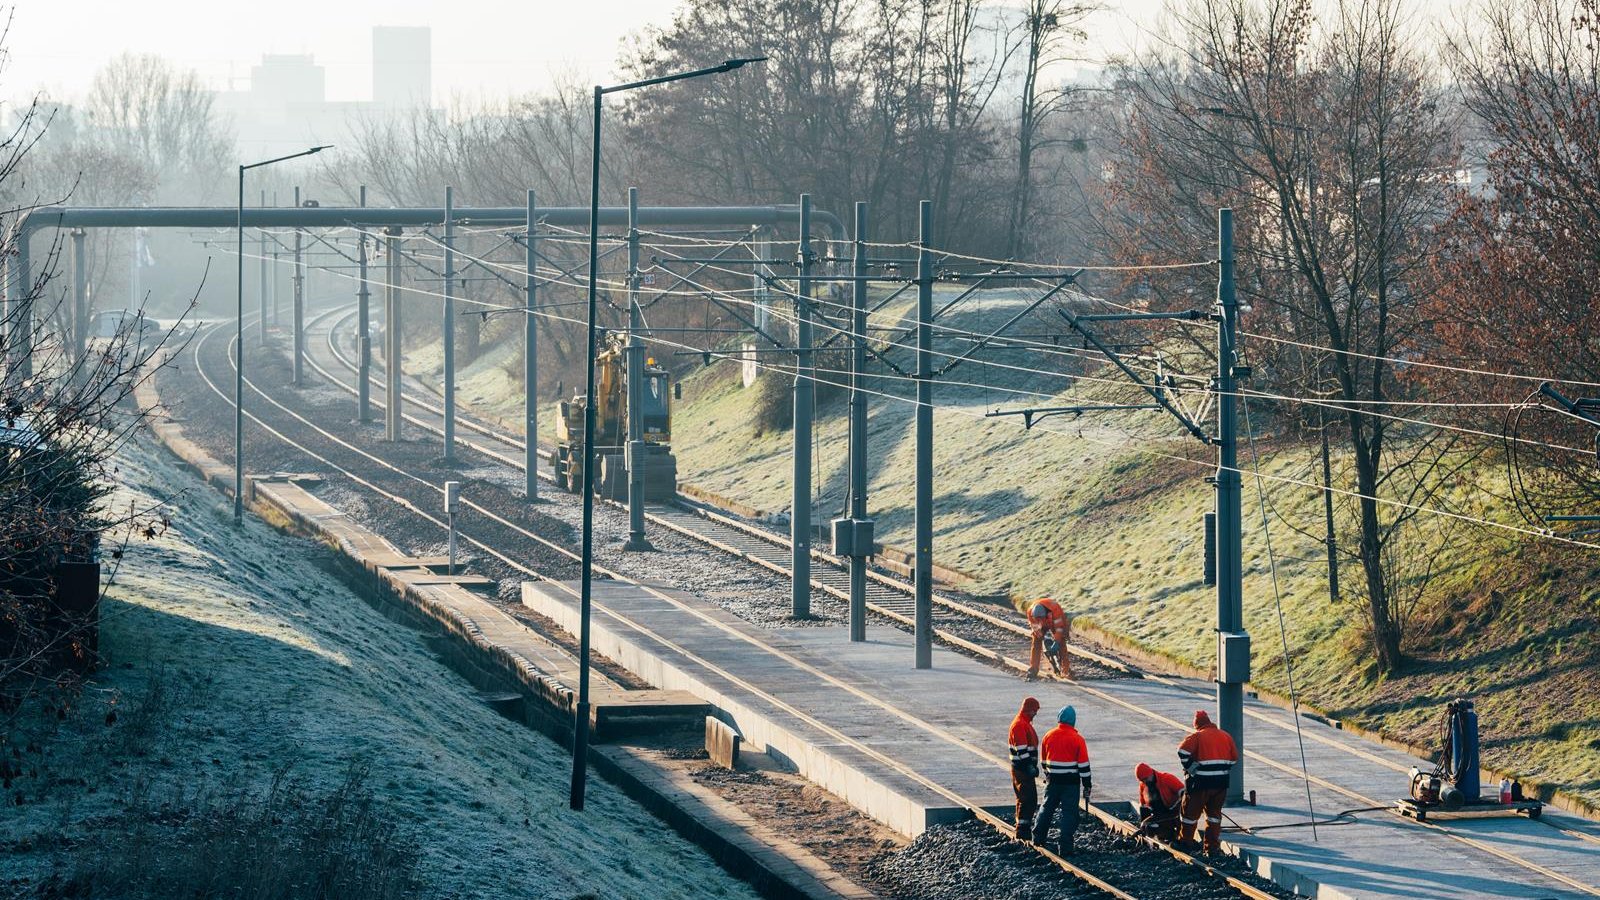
{"left": 550, "top": 334, "right": 678, "bottom": 500}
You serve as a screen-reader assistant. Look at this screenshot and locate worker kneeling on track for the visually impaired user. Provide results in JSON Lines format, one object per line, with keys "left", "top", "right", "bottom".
{"left": 1175, "top": 709, "right": 1238, "bottom": 855}
{"left": 1008, "top": 697, "right": 1042, "bottom": 841}
{"left": 1025, "top": 597, "right": 1071, "bottom": 681}
{"left": 1135, "top": 762, "right": 1184, "bottom": 842}
{"left": 1033, "top": 705, "right": 1092, "bottom": 856}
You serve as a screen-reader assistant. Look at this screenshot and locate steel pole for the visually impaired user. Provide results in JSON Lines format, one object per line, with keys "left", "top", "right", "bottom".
{"left": 357, "top": 186, "right": 372, "bottom": 422}
{"left": 791, "top": 194, "right": 814, "bottom": 619}
{"left": 292, "top": 186, "right": 304, "bottom": 386}
{"left": 385, "top": 226, "right": 403, "bottom": 442}
{"left": 571, "top": 84, "right": 603, "bottom": 813}
{"left": 914, "top": 199, "right": 934, "bottom": 669}
{"left": 258, "top": 191, "right": 268, "bottom": 347}
{"left": 525, "top": 189, "right": 539, "bottom": 501}
{"left": 234, "top": 167, "right": 246, "bottom": 525}
{"left": 14, "top": 231, "right": 31, "bottom": 379}
{"left": 848, "top": 202, "right": 870, "bottom": 642}
{"left": 624, "top": 187, "right": 652, "bottom": 551}
{"left": 71, "top": 228, "right": 87, "bottom": 367}
{"left": 1215, "top": 207, "right": 1247, "bottom": 803}
{"left": 442, "top": 186, "right": 457, "bottom": 463}
{"left": 271, "top": 192, "right": 280, "bottom": 326}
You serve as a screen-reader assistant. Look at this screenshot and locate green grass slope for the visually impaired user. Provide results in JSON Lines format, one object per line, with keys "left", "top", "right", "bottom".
{"left": 665, "top": 286, "right": 1600, "bottom": 809}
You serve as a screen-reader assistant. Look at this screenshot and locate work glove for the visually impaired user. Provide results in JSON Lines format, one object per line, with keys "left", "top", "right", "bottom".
{"left": 1027, "top": 762, "right": 1039, "bottom": 779}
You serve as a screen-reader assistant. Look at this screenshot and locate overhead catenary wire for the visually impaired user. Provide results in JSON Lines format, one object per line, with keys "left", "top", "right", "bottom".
{"left": 211, "top": 235, "right": 1600, "bottom": 463}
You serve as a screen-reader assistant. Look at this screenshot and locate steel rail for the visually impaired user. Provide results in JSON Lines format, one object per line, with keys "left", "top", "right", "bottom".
{"left": 308, "top": 301, "right": 1600, "bottom": 872}
{"left": 293, "top": 306, "right": 1295, "bottom": 899}
{"left": 191, "top": 317, "right": 1151, "bottom": 900}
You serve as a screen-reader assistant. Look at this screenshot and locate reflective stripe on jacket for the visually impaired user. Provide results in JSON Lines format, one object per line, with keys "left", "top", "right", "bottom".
{"left": 1008, "top": 715, "right": 1039, "bottom": 765}
{"left": 1177, "top": 722, "right": 1238, "bottom": 789}
{"left": 1040, "top": 724, "right": 1091, "bottom": 787}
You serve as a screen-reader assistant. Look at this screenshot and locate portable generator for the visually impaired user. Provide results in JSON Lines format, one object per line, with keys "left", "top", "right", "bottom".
{"left": 1394, "top": 698, "right": 1543, "bottom": 822}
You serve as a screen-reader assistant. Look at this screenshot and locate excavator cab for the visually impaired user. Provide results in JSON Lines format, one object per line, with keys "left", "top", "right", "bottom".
{"left": 549, "top": 339, "right": 677, "bottom": 499}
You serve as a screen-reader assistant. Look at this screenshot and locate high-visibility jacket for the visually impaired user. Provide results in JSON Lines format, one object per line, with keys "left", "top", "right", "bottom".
{"left": 1040, "top": 724, "right": 1091, "bottom": 788}
{"left": 1140, "top": 770, "right": 1185, "bottom": 813}
{"left": 1008, "top": 713, "right": 1039, "bottom": 767}
{"left": 1029, "top": 598, "right": 1068, "bottom": 635}
{"left": 1178, "top": 722, "right": 1238, "bottom": 790}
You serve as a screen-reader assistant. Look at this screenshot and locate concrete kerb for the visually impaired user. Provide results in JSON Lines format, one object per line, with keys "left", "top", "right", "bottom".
{"left": 522, "top": 581, "right": 969, "bottom": 838}
{"left": 135, "top": 359, "right": 875, "bottom": 900}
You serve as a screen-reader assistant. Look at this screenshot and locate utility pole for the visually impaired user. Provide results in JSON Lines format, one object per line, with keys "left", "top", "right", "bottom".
{"left": 292, "top": 186, "right": 305, "bottom": 386}
{"left": 1215, "top": 207, "right": 1248, "bottom": 803}
{"left": 846, "top": 202, "right": 872, "bottom": 641}
{"left": 914, "top": 199, "right": 934, "bottom": 669}
{"left": 754, "top": 226, "right": 772, "bottom": 331}
{"left": 357, "top": 186, "right": 372, "bottom": 423}
{"left": 525, "top": 189, "right": 539, "bottom": 501}
{"left": 791, "top": 194, "right": 814, "bottom": 619}
{"left": 385, "top": 226, "right": 403, "bottom": 442}
{"left": 71, "top": 228, "right": 87, "bottom": 367}
{"left": 624, "top": 187, "right": 652, "bottom": 550}
{"left": 272, "top": 191, "right": 280, "bottom": 327}
{"left": 258, "top": 190, "right": 268, "bottom": 347}
{"left": 442, "top": 186, "right": 457, "bottom": 463}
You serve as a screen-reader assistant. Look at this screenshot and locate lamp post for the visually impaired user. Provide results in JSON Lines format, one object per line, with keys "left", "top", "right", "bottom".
{"left": 235, "top": 145, "right": 329, "bottom": 526}
{"left": 570, "top": 56, "right": 766, "bottom": 812}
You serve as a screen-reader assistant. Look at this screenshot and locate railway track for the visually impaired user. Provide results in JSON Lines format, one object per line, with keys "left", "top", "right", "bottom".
{"left": 184, "top": 313, "right": 1288, "bottom": 900}
{"left": 297, "top": 304, "right": 1600, "bottom": 896}
{"left": 185, "top": 308, "right": 1600, "bottom": 898}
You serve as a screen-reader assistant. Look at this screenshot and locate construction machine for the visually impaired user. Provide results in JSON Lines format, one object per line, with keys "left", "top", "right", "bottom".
{"left": 550, "top": 334, "right": 678, "bottom": 500}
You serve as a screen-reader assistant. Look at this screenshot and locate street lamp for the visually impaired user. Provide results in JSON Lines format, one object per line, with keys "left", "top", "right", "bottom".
{"left": 570, "top": 56, "right": 766, "bottom": 811}
{"left": 236, "top": 145, "right": 329, "bottom": 526}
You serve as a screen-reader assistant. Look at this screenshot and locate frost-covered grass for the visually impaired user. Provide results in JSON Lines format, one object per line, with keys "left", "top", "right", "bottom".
{"left": 0, "top": 434, "right": 758, "bottom": 900}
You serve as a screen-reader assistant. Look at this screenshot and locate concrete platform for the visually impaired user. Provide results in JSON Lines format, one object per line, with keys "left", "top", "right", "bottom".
{"left": 523, "top": 578, "right": 1600, "bottom": 900}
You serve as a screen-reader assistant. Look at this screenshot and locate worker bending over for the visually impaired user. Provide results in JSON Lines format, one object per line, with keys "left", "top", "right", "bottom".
{"left": 1008, "top": 697, "right": 1042, "bottom": 840}
{"left": 1025, "top": 597, "right": 1071, "bottom": 681}
{"left": 1134, "top": 762, "right": 1185, "bottom": 842}
{"left": 1033, "top": 705, "right": 1092, "bottom": 855}
{"left": 1175, "top": 709, "right": 1238, "bottom": 855}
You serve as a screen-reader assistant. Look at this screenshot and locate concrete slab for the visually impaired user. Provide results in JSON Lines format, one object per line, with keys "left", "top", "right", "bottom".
{"left": 522, "top": 577, "right": 1600, "bottom": 900}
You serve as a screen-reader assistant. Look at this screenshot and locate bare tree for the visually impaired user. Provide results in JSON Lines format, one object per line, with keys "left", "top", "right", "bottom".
{"left": 84, "top": 53, "right": 232, "bottom": 203}
{"left": 1108, "top": 0, "right": 1465, "bottom": 673}
{"left": 1005, "top": 0, "right": 1095, "bottom": 258}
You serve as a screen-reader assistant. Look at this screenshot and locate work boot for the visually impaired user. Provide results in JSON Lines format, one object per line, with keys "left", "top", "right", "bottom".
{"left": 1016, "top": 822, "right": 1032, "bottom": 842}
{"left": 1024, "top": 670, "right": 1039, "bottom": 682}
{"left": 1174, "top": 838, "right": 1203, "bottom": 854}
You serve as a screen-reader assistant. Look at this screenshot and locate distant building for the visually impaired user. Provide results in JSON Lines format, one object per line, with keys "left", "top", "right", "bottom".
{"left": 373, "top": 26, "right": 431, "bottom": 109}
{"left": 214, "top": 26, "right": 433, "bottom": 159}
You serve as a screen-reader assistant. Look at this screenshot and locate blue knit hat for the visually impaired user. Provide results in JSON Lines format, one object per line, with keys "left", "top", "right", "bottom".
{"left": 1058, "top": 705, "right": 1076, "bottom": 726}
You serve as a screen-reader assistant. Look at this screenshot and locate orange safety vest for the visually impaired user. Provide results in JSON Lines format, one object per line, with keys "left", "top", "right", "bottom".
{"left": 1008, "top": 713, "right": 1039, "bottom": 766}
{"left": 1040, "top": 724, "right": 1092, "bottom": 787}
{"left": 1178, "top": 722, "right": 1238, "bottom": 790}
{"left": 1029, "top": 598, "right": 1068, "bottom": 635}
{"left": 1140, "top": 770, "right": 1185, "bottom": 812}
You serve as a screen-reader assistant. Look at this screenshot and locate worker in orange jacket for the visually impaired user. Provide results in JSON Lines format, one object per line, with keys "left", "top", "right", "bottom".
{"left": 1024, "top": 598, "right": 1071, "bottom": 681}
{"left": 1175, "top": 709, "right": 1238, "bottom": 854}
{"left": 1032, "top": 705, "right": 1091, "bottom": 855}
{"left": 1008, "top": 696, "right": 1042, "bottom": 840}
{"left": 1135, "top": 762, "right": 1185, "bottom": 842}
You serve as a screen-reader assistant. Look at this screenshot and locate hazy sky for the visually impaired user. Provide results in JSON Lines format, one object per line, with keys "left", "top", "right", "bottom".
{"left": 2, "top": 0, "right": 1175, "bottom": 107}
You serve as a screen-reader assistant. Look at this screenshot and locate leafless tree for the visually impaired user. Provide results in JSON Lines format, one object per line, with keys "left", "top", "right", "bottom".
{"left": 1107, "top": 0, "right": 1469, "bottom": 673}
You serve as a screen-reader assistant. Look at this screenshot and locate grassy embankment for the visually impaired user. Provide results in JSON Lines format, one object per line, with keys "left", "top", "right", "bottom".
{"left": 416, "top": 286, "right": 1600, "bottom": 809}
{"left": 0, "top": 436, "right": 758, "bottom": 900}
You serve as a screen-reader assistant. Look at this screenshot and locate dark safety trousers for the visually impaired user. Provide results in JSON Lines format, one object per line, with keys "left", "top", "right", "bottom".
{"left": 1179, "top": 786, "right": 1226, "bottom": 852}
{"left": 1012, "top": 766, "right": 1038, "bottom": 838}
{"left": 1033, "top": 778, "right": 1081, "bottom": 853}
